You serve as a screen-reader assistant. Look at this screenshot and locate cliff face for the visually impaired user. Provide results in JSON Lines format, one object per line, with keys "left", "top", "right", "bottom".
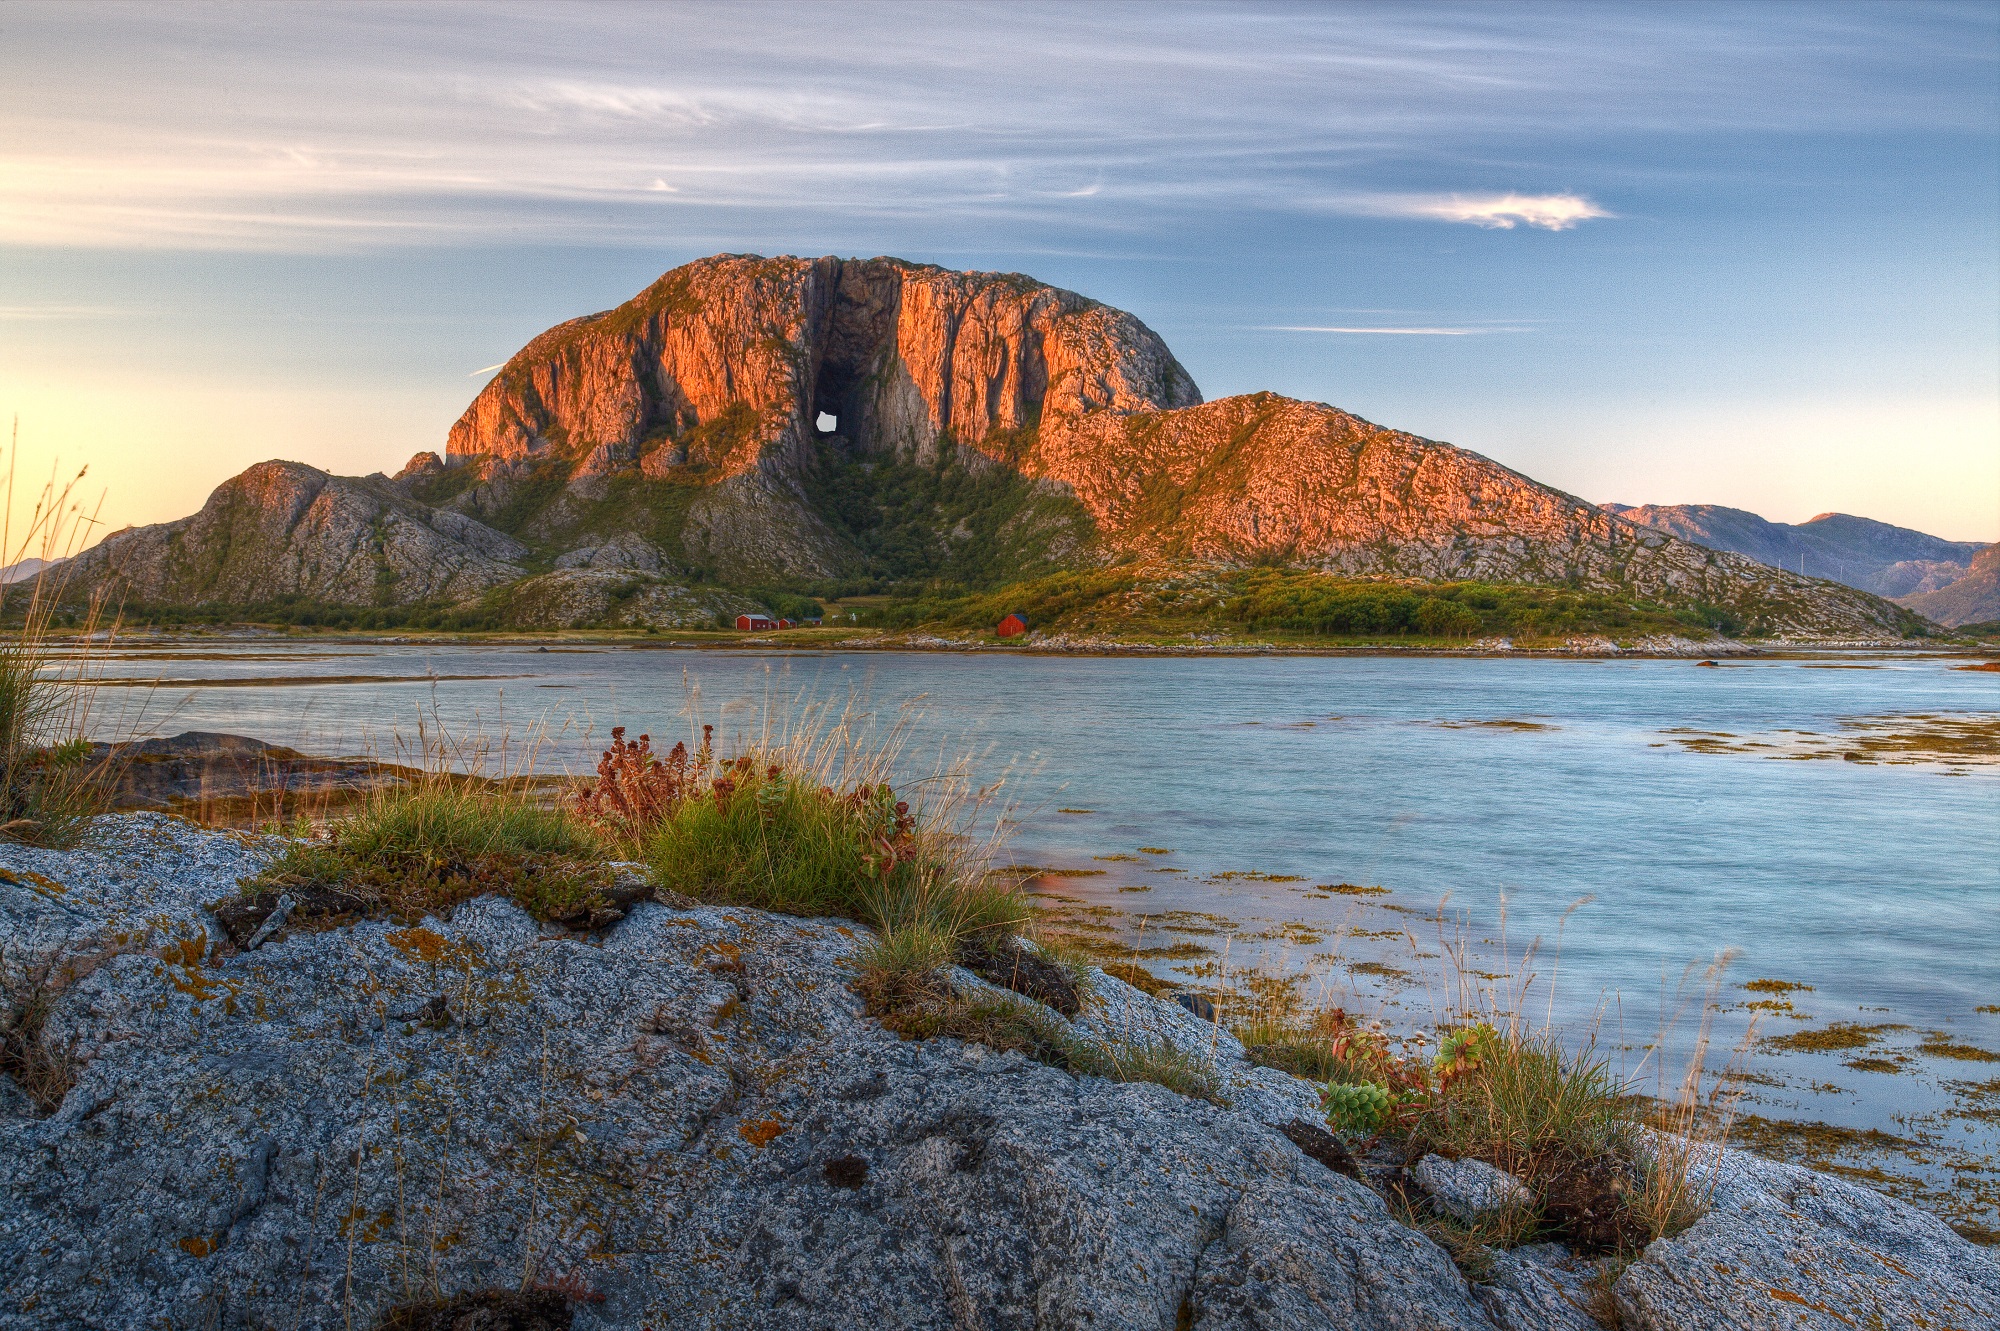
{"left": 65, "top": 461, "right": 526, "bottom": 608}
{"left": 441, "top": 255, "right": 1198, "bottom": 577}
{"left": 58, "top": 254, "right": 1938, "bottom": 637}
{"left": 450, "top": 255, "right": 1196, "bottom": 471}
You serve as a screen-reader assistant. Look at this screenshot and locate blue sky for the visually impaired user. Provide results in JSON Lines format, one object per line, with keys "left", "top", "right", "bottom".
{"left": 3, "top": 0, "right": 1995, "bottom": 544}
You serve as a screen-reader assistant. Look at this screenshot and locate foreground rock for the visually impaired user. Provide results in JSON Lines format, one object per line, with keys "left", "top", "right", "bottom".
{"left": 85, "top": 731, "right": 412, "bottom": 818}
{"left": 3, "top": 818, "right": 1994, "bottom": 1330}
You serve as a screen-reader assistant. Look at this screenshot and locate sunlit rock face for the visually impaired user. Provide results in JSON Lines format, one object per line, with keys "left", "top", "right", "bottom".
{"left": 444, "top": 253, "right": 1201, "bottom": 479}
{"left": 435, "top": 253, "right": 1921, "bottom": 634}
{"left": 49, "top": 253, "right": 1934, "bottom": 635}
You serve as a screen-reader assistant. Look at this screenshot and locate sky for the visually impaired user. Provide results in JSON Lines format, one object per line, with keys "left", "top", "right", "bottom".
{"left": 2, "top": 0, "right": 1996, "bottom": 549}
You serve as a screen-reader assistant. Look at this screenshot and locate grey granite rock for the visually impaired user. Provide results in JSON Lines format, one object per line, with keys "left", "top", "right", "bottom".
{"left": 0, "top": 818, "right": 1493, "bottom": 1330}
{"left": 1612, "top": 1140, "right": 2000, "bottom": 1329}
{"left": 1475, "top": 1243, "right": 1603, "bottom": 1331}
{"left": 1413, "top": 1154, "right": 1536, "bottom": 1225}
{"left": 3, "top": 817, "right": 1992, "bottom": 1331}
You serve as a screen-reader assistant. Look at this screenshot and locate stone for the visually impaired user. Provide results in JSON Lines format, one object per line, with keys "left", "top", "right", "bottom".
{"left": 550, "top": 532, "right": 673, "bottom": 574}
{"left": 1413, "top": 1154, "right": 1537, "bottom": 1224}
{"left": 1474, "top": 1244, "right": 1603, "bottom": 1331}
{"left": 84, "top": 731, "right": 410, "bottom": 816}
{"left": 2, "top": 817, "right": 1490, "bottom": 1331}
{"left": 2, "top": 817, "right": 1991, "bottom": 1329}
{"left": 62, "top": 461, "right": 526, "bottom": 608}
{"left": 1611, "top": 1139, "right": 2000, "bottom": 1330}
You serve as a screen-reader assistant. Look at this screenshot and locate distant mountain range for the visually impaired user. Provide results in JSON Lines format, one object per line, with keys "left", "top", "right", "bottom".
{"left": 0, "top": 557, "right": 52, "bottom": 586}
{"left": 59, "top": 254, "right": 1928, "bottom": 639}
{"left": 1897, "top": 544, "right": 2000, "bottom": 629}
{"left": 1601, "top": 503, "right": 1993, "bottom": 626}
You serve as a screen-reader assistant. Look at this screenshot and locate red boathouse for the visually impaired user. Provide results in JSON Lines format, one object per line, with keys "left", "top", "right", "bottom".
{"left": 735, "top": 614, "right": 778, "bottom": 631}
{"left": 996, "top": 613, "right": 1029, "bottom": 638}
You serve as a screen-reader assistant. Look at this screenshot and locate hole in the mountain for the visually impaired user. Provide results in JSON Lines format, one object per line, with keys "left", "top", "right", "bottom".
{"left": 816, "top": 412, "right": 838, "bottom": 434}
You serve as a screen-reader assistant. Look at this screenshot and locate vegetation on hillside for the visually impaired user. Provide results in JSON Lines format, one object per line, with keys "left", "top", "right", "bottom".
{"left": 59, "top": 415, "right": 1926, "bottom": 642}
{"left": 847, "top": 566, "right": 1759, "bottom": 643}
{"left": 801, "top": 435, "right": 1091, "bottom": 590}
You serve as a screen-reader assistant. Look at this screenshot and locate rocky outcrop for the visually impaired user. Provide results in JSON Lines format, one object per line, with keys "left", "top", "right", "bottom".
{"left": 63, "top": 461, "right": 527, "bottom": 608}
{"left": 445, "top": 254, "right": 1198, "bottom": 478}
{"left": 54, "top": 256, "right": 1943, "bottom": 635}
{"left": 439, "top": 254, "right": 1197, "bottom": 583}
{"left": 4, "top": 817, "right": 1994, "bottom": 1330}
{"left": 84, "top": 732, "right": 410, "bottom": 815}
{"left": 480, "top": 569, "right": 761, "bottom": 630}
{"left": 1604, "top": 502, "right": 1986, "bottom": 598}
{"left": 434, "top": 255, "right": 1922, "bottom": 635}
{"left": 1022, "top": 394, "right": 1924, "bottom": 635}
{"left": 1900, "top": 542, "right": 2000, "bottom": 627}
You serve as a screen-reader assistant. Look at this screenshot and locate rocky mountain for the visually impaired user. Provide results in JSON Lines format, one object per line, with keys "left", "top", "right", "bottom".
{"left": 0, "top": 557, "right": 53, "bottom": 586}
{"left": 5, "top": 816, "right": 1995, "bottom": 1329}
{"left": 1602, "top": 502, "right": 1987, "bottom": 599}
{"left": 63, "top": 460, "right": 528, "bottom": 608}
{"left": 434, "top": 254, "right": 1198, "bottom": 582}
{"left": 1900, "top": 542, "right": 2000, "bottom": 627}
{"left": 62, "top": 254, "right": 1931, "bottom": 638}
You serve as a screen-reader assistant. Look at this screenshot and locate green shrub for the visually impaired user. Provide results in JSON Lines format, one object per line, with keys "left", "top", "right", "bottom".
{"left": 248, "top": 778, "right": 610, "bottom": 925}
{"left": 1416, "top": 1031, "right": 1627, "bottom": 1175}
{"left": 644, "top": 759, "right": 1025, "bottom": 940}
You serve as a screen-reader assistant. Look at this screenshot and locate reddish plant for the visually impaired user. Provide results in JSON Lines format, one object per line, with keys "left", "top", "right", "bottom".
{"left": 843, "top": 782, "right": 915, "bottom": 878}
{"left": 571, "top": 725, "right": 713, "bottom": 835}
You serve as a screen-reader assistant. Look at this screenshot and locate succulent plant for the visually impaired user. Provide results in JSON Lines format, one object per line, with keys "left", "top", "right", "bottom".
{"left": 1322, "top": 1079, "right": 1393, "bottom": 1134}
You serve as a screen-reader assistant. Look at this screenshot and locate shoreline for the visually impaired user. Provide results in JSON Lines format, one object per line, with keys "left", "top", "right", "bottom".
{"left": 28, "top": 622, "right": 1999, "bottom": 661}
{"left": 2, "top": 811, "right": 1994, "bottom": 1329}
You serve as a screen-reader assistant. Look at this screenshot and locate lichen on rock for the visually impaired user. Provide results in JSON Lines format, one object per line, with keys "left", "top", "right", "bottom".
{"left": 2, "top": 817, "right": 1992, "bottom": 1329}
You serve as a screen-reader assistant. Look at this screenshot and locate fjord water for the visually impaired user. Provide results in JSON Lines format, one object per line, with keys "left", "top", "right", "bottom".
{"left": 86, "top": 642, "right": 1999, "bottom": 1220}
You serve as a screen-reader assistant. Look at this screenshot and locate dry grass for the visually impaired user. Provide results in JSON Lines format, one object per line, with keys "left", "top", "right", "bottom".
{"left": 250, "top": 777, "right": 611, "bottom": 925}
{"left": 870, "top": 980, "right": 1226, "bottom": 1104}
{"left": 603, "top": 693, "right": 1029, "bottom": 945}
{"left": 0, "top": 948, "right": 80, "bottom": 1113}
{"left": 239, "top": 712, "right": 615, "bottom": 930}
{"left": 1211, "top": 905, "right": 1746, "bottom": 1264}
{"left": 0, "top": 426, "right": 124, "bottom": 850}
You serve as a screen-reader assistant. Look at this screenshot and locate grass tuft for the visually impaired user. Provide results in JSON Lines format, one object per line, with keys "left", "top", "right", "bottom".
{"left": 0, "top": 950, "right": 79, "bottom": 1113}
{"left": 244, "top": 775, "right": 613, "bottom": 929}
{"left": 0, "top": 425, "right": 120, "bottom": 850}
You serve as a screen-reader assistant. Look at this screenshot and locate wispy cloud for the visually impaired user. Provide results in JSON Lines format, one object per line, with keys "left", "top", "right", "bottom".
{"left": 0, "top": 2, "right": 1979, "bottom": 252}
{"left": 1341, "top": 193, "right": 1614, "bottom": 231}
{"left": 1258, "top": 325, "right": 1497, "bottom": 335}
{"left": 0, "top": 303, "right": 125, "bottom": 320}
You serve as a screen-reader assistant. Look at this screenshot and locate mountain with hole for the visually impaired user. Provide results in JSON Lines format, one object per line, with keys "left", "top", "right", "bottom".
{"left": 62, "top": 254, "right": 1934, "bottom": 642}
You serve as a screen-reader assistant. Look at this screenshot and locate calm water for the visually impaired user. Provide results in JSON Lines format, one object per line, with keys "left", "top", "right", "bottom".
{"left": 77, "top": 639, "right": 2000, "bottom": 1226}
